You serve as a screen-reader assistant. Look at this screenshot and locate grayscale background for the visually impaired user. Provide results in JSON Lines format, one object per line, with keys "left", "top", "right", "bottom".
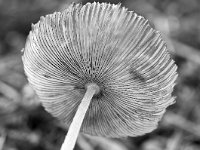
{"left": 0, "top": 0, "right": 200, "bottom": 150}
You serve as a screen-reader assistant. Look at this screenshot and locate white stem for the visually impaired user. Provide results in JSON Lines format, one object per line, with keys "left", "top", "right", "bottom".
{"left": 60, "top": 83, "right": 99, "bottom": 150}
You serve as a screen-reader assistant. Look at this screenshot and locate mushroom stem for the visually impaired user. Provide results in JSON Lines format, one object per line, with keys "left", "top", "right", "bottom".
{"left": 60, "top": 83, "right": 100, "bottom": 150}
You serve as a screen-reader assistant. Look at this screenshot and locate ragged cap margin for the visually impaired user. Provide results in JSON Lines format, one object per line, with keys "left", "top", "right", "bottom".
{"left": 22, "top": 2, "right": 178, "bottom": 137}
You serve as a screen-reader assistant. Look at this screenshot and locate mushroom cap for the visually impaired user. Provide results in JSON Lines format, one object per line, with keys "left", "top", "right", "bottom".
{"left": 22, "top": 2, "right": 178, "bottom": 137}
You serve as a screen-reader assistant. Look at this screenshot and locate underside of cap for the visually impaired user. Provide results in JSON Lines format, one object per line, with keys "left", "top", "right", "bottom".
{"left": 22, "top": 2, "right": 178, "bottom": 138}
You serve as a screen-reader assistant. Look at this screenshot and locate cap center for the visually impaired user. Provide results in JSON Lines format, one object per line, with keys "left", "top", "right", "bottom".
{"left": 85, "top": 83, "right": 100, "bottom": 95}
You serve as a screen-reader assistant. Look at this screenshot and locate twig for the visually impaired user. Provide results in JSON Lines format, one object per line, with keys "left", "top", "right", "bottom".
{"left": 0, "top": 80, "right": 21, "bottom": 102}
{"left": 0, "top": 130, "right": 6, "bottom": 150}
{"left": 165, "top": 132, "right": 182, "bottom": 150}
{"left": 163, "top": 112, "right": 200, "bottom": 138}
{"left": 165, "top": 36, "right": 200, "bottom": 65}
{"left": 77, "top": 134, "right": 94, "bottom": 150}
{"left": 83, "top": 134, "right": 128, "bottom": 150}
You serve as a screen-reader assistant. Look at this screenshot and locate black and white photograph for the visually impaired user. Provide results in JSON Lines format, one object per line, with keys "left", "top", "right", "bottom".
{"left": 0, "top": 0, "right": 200, "bottom": 150}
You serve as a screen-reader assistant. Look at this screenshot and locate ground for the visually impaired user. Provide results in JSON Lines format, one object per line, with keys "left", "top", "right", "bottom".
{"left": 0, "top": 0, "right": 200, "bottom": 150}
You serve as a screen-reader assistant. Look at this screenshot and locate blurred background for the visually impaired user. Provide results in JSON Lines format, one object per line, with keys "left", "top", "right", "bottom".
{"left": 0, "top": 0, "right": 200, "bottom": 150}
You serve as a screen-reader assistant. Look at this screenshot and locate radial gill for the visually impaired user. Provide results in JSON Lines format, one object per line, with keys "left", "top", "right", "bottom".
{"left": 22, "top": 2, "right": 178, "bottom": 137}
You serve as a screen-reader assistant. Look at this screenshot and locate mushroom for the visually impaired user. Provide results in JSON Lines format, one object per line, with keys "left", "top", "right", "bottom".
{"left": 22, "top": 2, "right": 178, "bottom": 150}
